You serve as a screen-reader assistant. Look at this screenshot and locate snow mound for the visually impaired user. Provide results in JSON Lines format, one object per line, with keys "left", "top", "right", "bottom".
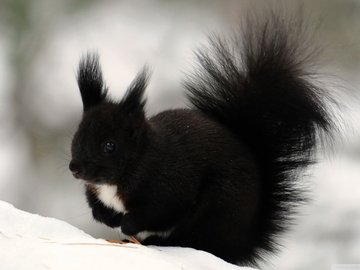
{"left": 0, "top": 201, "right": 257, "bottom": 270}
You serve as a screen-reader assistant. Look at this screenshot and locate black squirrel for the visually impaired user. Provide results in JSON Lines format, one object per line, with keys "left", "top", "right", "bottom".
{"left": 69, "top": 11, "right": 334, "bottom": 266}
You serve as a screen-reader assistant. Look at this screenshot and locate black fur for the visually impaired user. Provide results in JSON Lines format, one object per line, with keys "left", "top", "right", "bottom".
{"left": 69, "top": 12, "right": 333, "bottom": 266}
{"left": 77, "top": 53, "right": 108, "bottom": 111}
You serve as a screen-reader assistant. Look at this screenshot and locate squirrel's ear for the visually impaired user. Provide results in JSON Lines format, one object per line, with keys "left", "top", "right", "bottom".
{"left": 119, "top": 67, "right": 150, "bottom": 115}
{"left": 77, "top": 52, "right": 108, "bottom": 111}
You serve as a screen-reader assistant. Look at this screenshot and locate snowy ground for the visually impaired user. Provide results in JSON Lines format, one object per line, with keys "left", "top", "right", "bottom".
{"left": 0, "top": 200, "right": 257, "bottom": 270}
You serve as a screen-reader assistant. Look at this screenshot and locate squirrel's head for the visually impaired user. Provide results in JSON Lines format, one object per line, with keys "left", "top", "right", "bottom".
{"left": 69, "top": 53, "right": 149, "bottom": 185}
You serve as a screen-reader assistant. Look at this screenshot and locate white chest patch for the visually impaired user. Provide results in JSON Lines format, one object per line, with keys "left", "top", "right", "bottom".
{"left": 96, "top": 184, "right": 127, "bottom": 214}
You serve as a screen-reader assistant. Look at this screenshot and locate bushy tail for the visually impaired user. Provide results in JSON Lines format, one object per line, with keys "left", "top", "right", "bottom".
{"left": 185, "top": 12, "right": 333, "bottom": 263}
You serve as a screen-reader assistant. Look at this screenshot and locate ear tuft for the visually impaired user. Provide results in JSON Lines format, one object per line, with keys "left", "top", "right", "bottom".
{"left": 119, "top": 66, "right": 150, "bottom": 114}
{"left": 77, "top": 52, "right": 108, "bottom": 111}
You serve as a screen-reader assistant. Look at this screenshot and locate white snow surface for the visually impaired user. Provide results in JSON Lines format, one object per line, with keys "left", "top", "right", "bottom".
{"left": 0, "top": 201, "right": 257, "bottom": 270}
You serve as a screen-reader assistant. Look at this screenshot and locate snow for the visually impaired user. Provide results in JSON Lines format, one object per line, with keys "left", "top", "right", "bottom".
{"left": 0, "top": 201, "right": 257, "bottom": 270}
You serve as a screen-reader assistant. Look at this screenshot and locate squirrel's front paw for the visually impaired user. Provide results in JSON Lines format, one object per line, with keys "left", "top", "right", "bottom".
{"left": 92, "top": 207, "right": 123, "bottom": 228}
{"left": 121, "top": 214, "right": 141, "bottom": 236}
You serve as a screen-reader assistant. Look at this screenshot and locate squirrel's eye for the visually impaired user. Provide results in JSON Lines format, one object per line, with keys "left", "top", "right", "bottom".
{"left": 103, "top": 142, "right": 116, "bottom": 153}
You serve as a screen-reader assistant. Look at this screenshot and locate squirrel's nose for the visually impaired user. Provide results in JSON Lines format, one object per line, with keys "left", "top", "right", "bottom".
{"left": 69, "top": 161, "right": 82, "bottom": 179}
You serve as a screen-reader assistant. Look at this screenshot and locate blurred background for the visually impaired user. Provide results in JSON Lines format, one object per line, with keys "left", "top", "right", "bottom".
{"left": 0, "top": 0, "right": 360, "bottom": 269}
